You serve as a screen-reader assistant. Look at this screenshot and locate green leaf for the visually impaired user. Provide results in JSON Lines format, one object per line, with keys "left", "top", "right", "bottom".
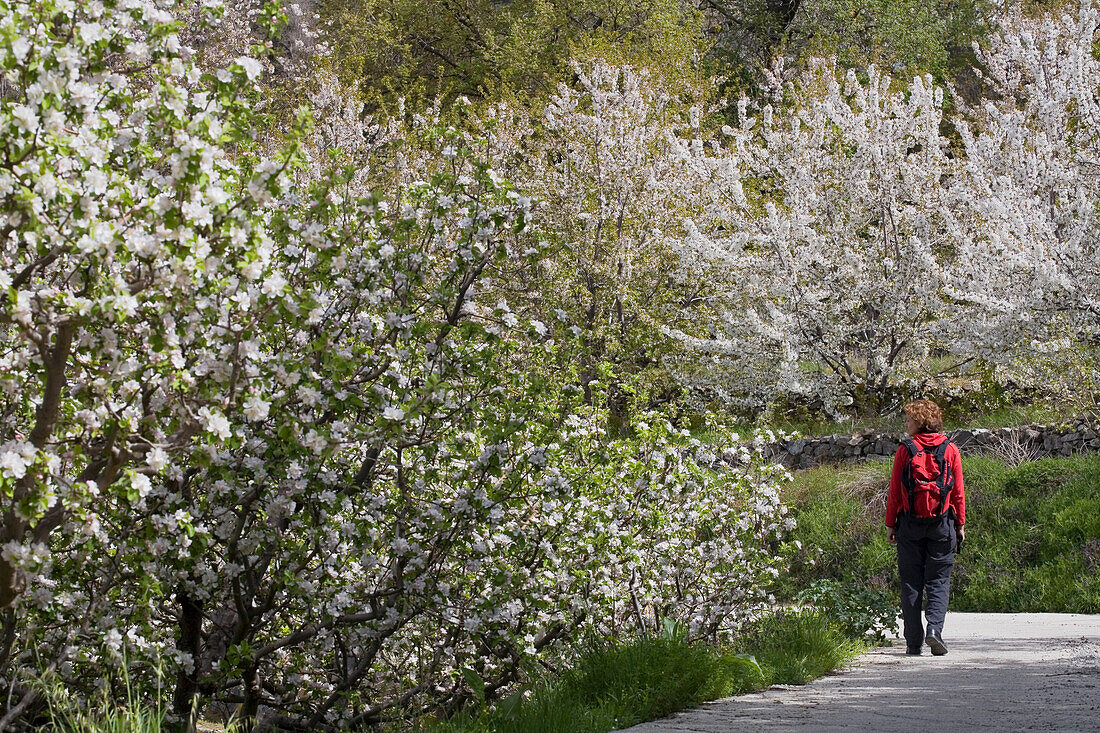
{"left": 727, "top": 653, "right": 763, "bottom": 679}
{"left": 461, "top": 667, "right": 486, "bottom": 703}
{"left": 496, "top": 686, "right": 527, "bottom": 720}
{"left": 660, "top": 616, "right": 687, "bottom": 641}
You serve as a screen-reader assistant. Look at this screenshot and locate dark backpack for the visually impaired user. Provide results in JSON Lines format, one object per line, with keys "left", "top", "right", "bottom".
{"left": 900, "top": 439, "right": 955, "bottom": 520}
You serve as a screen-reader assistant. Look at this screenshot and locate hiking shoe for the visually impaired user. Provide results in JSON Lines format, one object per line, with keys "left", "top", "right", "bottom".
{"left": 905, "top": 646, "right": 922, "bottom": 656}
{"left": 926, "top": 628, "right": 948, "bottom": 656}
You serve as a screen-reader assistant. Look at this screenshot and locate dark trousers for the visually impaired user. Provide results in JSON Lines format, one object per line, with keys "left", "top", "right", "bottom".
{"left": 896, "top": 514, "right": 956, "bottom": 648}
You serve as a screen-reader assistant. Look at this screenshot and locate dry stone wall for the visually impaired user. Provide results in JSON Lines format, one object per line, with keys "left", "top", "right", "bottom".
{"left": 758, "top": 421, "right": 1100, "bottom": 470}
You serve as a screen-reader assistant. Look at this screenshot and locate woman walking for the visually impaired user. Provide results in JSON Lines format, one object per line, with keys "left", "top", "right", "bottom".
{"left": 885, "top": 400, "right": 966, "bottom": 656}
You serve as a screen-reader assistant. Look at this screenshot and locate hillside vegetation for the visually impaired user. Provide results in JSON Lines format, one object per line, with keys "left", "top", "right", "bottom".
{"left": 782, "top": 454, "right": 1100, "bottom": 614}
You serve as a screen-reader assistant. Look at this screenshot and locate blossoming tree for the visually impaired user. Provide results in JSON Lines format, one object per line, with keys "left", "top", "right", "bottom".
{"left": 663, "top": 62, "right": 1028, "bottom": 415}
{"left": 952, "top": 1, "right": 1100, "bottom": 410}
{"left": 494, "top": 61, "right": 755, "bottom": 425}
{"left": 0, "top": 2, "right": 793, "bottom": 729}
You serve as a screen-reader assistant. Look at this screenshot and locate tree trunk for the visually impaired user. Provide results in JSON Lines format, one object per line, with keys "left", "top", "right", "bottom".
{"left": 607, "top": 380, "right": 632, "bottom": 437}
{"left": 241, "top": 664, "right": 261, "bottom": 731}
{"left": 171, "top": 589, "right": 204, "bottom": 733}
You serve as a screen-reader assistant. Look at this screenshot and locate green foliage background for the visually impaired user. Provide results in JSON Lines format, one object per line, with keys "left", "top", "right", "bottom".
{"left": 319, "top": 0, "right": 708, "bottom": 106}
{"left": 312, "top": 0, "right": 1054, "bottom": 108}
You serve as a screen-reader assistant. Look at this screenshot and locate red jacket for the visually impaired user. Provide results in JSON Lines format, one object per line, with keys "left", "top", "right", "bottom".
{"left": 885, "top": 432, "right": 965, "bottom": 528}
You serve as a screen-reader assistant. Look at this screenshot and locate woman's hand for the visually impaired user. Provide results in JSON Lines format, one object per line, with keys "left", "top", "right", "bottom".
{"left": 887, "top": 526, "right": 897, "bottom": 545}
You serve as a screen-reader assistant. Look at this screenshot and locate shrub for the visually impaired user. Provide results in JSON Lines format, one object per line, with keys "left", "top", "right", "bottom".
{"left": 0, "top": 5, "right": 792, "bottom": 726}
{"left": 796, "top": 579, "right": 899, "bottom": 644}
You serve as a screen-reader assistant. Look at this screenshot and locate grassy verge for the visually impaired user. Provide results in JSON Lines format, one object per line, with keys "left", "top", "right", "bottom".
{"left": 780, "top": 453, "right": 1100, "bottom": 613}
{"left": 415, "top": 611, "right": 863, "bottom": 733}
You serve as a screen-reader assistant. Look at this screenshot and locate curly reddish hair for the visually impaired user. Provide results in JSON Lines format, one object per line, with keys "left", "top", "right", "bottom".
{"left": 903, "top": 400, "right": 943, "bottom": 433}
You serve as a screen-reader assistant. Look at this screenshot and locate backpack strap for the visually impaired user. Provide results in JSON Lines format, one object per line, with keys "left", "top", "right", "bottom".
{"left": 901, "top": 439, "right": 920, "bottom": 517}
{"left": 931, "top": 440, "right": 955, "bottom": 518}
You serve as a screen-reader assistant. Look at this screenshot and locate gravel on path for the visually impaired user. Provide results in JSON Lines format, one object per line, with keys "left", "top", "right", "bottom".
{"left": 617, "top": 613, "right": 1100, "bottom": 733}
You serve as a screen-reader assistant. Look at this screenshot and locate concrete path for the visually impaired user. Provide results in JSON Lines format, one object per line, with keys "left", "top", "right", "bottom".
{"left": 618, "top": 613, "right": 1100, "bottom": 733}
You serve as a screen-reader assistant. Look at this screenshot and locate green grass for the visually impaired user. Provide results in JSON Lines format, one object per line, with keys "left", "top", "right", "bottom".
{"left": 953, "top": 454, "right": 1100, "bottom": 611}
{"left": 734, "top": 612, "right": 864, "bottom": 686}
{"left": 777, "top": 460, "right": 895, "bottom": 596}
{"left": 941, "top": 402, "right": 1074, "bottom": 431}
{"left": 415, "top": 612, "right": 862, "bottom": 733}
{"left": 42, "top": 695, "right": 166, "bottom": 733}
{"left": 781, "top": 453, "right": 1100, "bottom": 614}
{"left": 35, "top": 655, "right": 172, "bottom": 733}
